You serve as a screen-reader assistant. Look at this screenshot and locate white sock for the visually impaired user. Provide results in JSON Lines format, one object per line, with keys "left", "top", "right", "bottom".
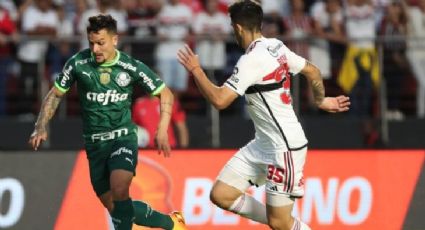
{"left": 229, "top": 193, "right": 268, "bottom": 224}
{"left": 291, "top": 218, "right": 311, "bottom": 230}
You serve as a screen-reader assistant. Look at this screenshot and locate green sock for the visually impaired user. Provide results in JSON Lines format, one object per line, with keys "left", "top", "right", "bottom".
{"left": 111, "top": 199, "right": 135, "bottom": 230}
{"left": 133, "top": 200, "right": 174, "bottom": 230}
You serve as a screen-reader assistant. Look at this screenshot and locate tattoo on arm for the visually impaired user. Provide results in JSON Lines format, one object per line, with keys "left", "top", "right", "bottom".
{"left": 305, "top": 61, "right": 325, "bottom": 106}
{"left": 35, "top": 90, "right": 62, "bottom": 132}
{"left": 311, "top": 79, "right": 325, "bottom": 106}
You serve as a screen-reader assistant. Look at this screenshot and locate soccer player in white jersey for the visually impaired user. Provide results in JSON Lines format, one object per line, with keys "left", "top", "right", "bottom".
{"left": 178, "top": 1, "right": 350, "bottom": 230}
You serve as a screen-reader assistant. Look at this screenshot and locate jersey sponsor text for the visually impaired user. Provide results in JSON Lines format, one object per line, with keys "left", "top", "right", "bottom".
{"left": 117, "top": 60, "right": 137, "bottom": 72}
{"left": 139, "top": 72, "right": 156, "bottom": 91}
{"left": 91, "top": 128, "right": 129, "bottom": 142}
{"left": 86, "top": 90, "right": 128, "bottom": 105}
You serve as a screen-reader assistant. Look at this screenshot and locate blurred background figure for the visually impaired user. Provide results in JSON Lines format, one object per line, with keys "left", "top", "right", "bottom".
{"left": 78, "top": 0, "right": 128, "bottom": 49}
{"left": 283, "top": 0, "right": 312, "bottom": 59}
{"left": 338, "top": 0, "right": 378, "bottom": 115}
{"left": 338, "top": 0, "right": 380, "bottom": 145}
{"left": 132, "top": 95, "right": 189, "bottom": 149}
{"left": 17, "top": 0, "right": 59, "bottom": 115}
{"left": 261, "top": 0, "right": 290, "bottom": 18}
{"left": 0, "top": 2, "right": 17, "bottom": 116}
{"left": 155, "top": 0, "right": 192, "bottom": 98}
{"left": 125, "top": 0, "right": 163, "bottom": 67}
{"left": 192, "top": 0, "right": 231, "bottom": 85}
{"left": 47, "top": 1, "right": 76, "bottom": 82}
{"left": 310, "top": 0, "right": 345, "bottom": 79}
{"left": 406, "top": 0, "right": 425, "bottom": 118}
{"left": 379, "top": 0, "right": 409, "bottom": 120}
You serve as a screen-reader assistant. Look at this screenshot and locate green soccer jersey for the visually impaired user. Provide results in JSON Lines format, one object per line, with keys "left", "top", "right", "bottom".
{"left": 54, "top": 49, "right": 165, "bottom": 141}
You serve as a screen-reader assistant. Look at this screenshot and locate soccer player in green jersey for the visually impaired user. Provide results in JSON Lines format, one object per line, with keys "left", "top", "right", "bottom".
{"left": 28, "top": 15, "right": 187, "bottom": 230}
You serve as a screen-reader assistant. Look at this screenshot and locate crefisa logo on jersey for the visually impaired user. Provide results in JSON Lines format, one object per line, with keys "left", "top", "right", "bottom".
{"left": 139, "top": 72, "right": 156, "bottom": 90}
{"left": 115, "top": 72, "right": 131, "bottom": 87}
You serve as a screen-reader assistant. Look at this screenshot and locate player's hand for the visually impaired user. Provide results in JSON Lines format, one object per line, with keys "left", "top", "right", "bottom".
{"left": 177, "top": 44, "right": 201, "bottom": 73}
{"left": 318, "top": 96, "right": 350, "bottom": 113}
{"left": 28, "top": 128, "right": 48, "bottom": 151}
{"left": 155, "top": 129, "right": 171, "bottom": 157}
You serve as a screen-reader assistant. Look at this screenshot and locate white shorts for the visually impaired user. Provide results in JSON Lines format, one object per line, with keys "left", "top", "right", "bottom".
{"left": 217, "top": 140, "right": 307, "bottom": 205}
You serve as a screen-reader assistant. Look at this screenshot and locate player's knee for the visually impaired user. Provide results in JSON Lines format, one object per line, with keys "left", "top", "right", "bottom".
{"left": 209, "top": 185, "right": 236, "bottom": 209}
{"left": 111, "top": 184, "right": 130, "bottom": 200}
{"left": 209, "top": 187, "right": 226, "bottom": 208}
{"left": 267, "top": 216, "right": 293, "bottom": 230}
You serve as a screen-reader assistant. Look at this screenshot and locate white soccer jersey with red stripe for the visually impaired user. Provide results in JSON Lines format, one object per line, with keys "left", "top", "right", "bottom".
{"left": 224, "top": 37, "right": 308, "bottom": 152}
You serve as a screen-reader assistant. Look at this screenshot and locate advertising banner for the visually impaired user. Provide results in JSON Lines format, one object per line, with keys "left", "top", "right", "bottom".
{"left": 54, "top": 150, "right": 424, "bottom": 230}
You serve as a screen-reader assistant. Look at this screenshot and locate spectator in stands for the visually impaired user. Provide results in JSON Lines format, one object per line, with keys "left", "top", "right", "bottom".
{"left": 338, "top": 0, "right": 379, "bottom": 116}
{"left": 379, "top": 0, "right": 409, "bottom": 120}
{"left": 132, "top": 95, "right": 189, "bottom": 149}
{"left": 283, "top": 0, "right": 312, "bottom": 63}
{"left": 192, "top": 0, "right": 231, "bottom": 85}
{"left": 125, "top": 0, "right": 162, "bottom": 67}
{"left": 338, "top": 0, "right": 380, "bottom": 146}
{"left": 310, "top": 0, "right": 345, "bottom": 79}
{"left": 0, "top": 0, "right": 18, "bottom": 22}
{"left": 78, "top": 0, "right": 128, "bottom": 49}
{"left": 47, "top": 2, "right": 75, "bottom": 81}
{"left": 180, "top": 0, "right": 203, "bottom": 14}
{"left": 17, "top": 0, "right": 59, "bottom": 115}
{"left": 406, "top": 0, "right": 425, "bottom": 118}
{"left": 0, "top": 3, "right": 18, "bottom": 116}
{"left": 155, "top": 0, "right": 192, "bottom": 97}
{"left": 262, "top": 0, "right": 290, "bottom": 18}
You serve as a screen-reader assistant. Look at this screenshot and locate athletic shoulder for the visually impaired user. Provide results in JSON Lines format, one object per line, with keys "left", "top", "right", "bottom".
{"left": 65, "top": 49, "right": 93, "bottom": 67}
{"left": 117, "top": 51, "right": 146, "bottom": 72}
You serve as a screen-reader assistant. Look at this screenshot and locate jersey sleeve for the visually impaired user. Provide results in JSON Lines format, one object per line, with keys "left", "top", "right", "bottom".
{"left": 224, "top": 54, "right": 261, "bottom": 96}
{"left": 54, "top": 56, "right": 76, "bottom": 93}
{"left": 283, "top": 45, "right": 306, "bottom": 75}
{"left": 135, "top": 61, "right": 165, "bottom": 96}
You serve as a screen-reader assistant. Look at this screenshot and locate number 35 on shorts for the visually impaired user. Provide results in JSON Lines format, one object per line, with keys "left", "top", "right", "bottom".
{"left": 267, "top": 165, "right": 285, "bottom": 183}
{"left": 267, "top": 165, "right": 305, "bottom": 194}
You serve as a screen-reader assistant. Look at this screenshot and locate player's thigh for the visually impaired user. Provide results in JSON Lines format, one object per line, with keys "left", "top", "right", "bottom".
{"left": 108, "top": 134, "right": 138, "bottom": 176}
{"left": 214, "top": 143, "right": 266, "bottom": 204}
{"left": 85, "top": 141, "right": 112, "bottom": 197}
{"left": 110, "top": 169, "right": 134, "bottom": 199}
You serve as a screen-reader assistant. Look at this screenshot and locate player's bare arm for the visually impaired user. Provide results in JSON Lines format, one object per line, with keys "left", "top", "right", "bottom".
{"left": 301, "top": 61, "right": 350, "bottom": 113}
{"left": 29, "top": 87, "right": 64, "bottom": 150}
{"left": 155, "top": 86, "right": 174, "bottom": 157}
{"left": 178, "top": 44, "right": 238, "bottom": 110}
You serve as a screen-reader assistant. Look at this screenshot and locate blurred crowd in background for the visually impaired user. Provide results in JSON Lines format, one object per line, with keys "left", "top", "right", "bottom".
{"left": 0, "top": 0, "right": 425, "bottom": 124}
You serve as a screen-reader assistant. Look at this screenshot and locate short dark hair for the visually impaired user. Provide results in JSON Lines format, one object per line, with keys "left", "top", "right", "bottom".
{"left": 228, "top": 0, "right": 263, "bottom": 32}
{"left": 86, "top": 14, "right": 117, "bottom": 34}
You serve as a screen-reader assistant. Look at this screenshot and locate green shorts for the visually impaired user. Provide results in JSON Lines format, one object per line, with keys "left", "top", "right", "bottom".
{"left": 85, "top": 133, "right": 138, "bottom": 196}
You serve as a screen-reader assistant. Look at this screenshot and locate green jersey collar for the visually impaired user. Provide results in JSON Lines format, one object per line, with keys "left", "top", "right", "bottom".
{"left": 91, "top": 50, "right": 120, "bottom": 67}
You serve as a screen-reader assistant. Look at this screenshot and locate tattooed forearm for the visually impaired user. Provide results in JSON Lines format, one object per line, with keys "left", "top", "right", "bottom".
{"left": 34, "top": 89, "right": 62, "bottom": 131}
{"left": 304, "top": 61, "right": 325, "bottom": 106}
{"left": 311, "top": 79, "right": 325, "bottom": 106}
